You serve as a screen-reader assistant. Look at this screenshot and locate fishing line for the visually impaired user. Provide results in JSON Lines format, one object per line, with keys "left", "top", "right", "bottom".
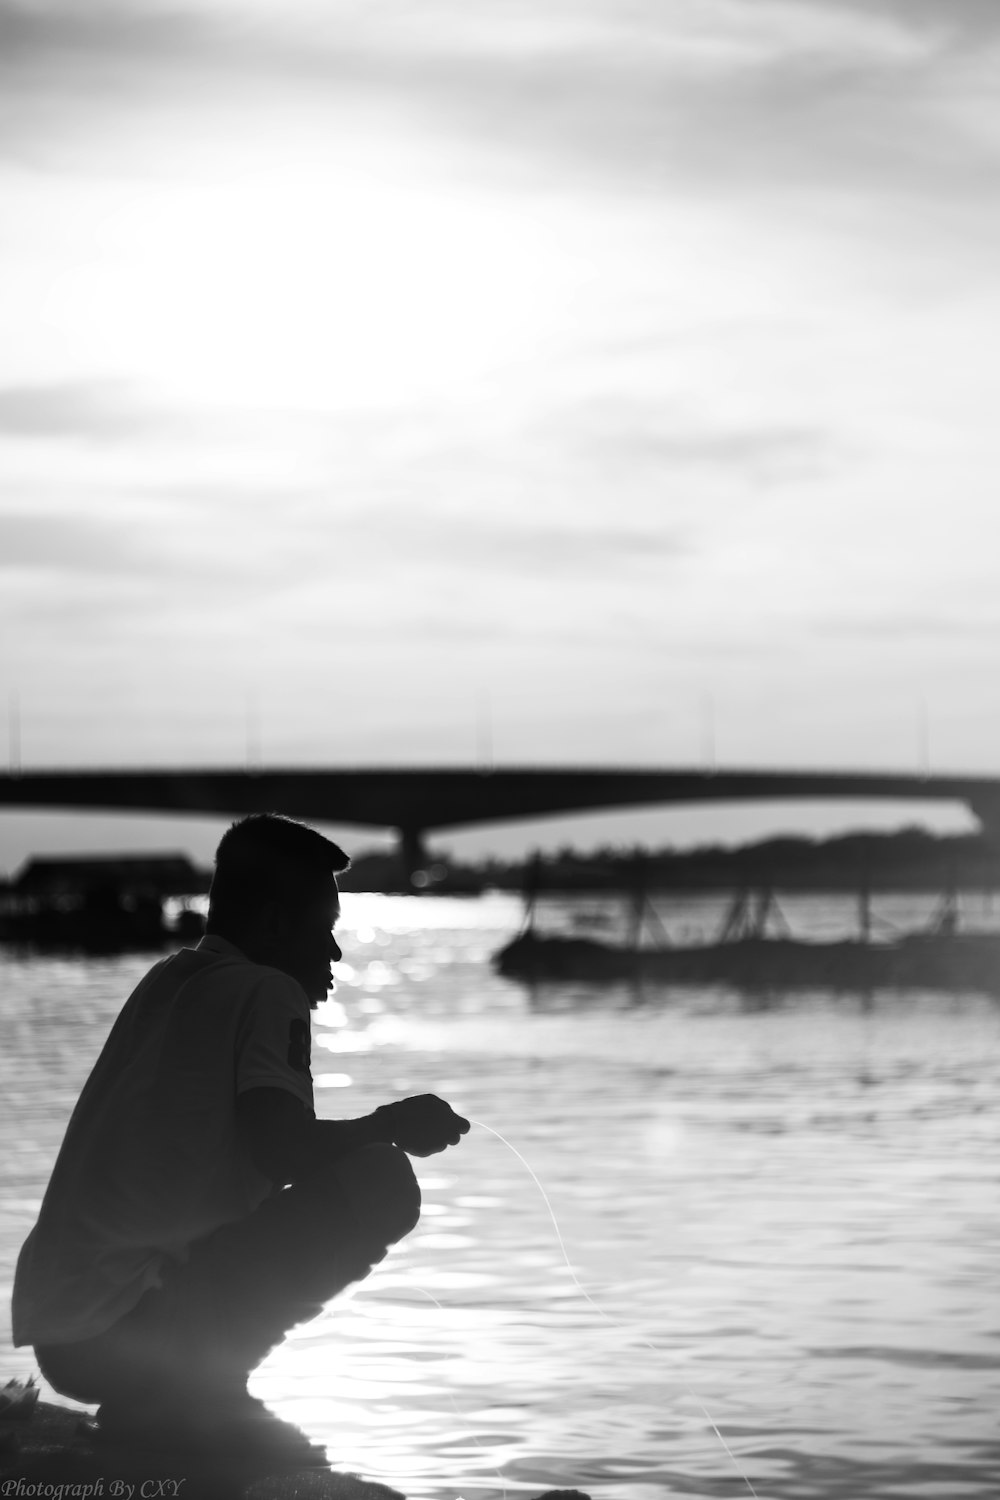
{"left": 466, "top": 1117, "right": 762, "bottom": 1500}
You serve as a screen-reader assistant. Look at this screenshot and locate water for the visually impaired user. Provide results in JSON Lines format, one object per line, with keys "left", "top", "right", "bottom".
{"left": 1, "top": 890, "right": 999, "bottom": 1499}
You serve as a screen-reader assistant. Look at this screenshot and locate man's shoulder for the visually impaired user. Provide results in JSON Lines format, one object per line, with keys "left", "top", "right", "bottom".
{"left": 137, "top": 944, "right": 306, "bottom": 1015}
{"left": 246, "top": 961, "right": 309, "bottom": 1008}
{"left": 204, "top": 950, "right": 309, "bottom": 1014}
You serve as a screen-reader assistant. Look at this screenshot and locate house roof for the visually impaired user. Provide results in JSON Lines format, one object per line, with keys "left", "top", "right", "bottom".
{"left": 13, "top": 852, "right": 211, "bottom": 896}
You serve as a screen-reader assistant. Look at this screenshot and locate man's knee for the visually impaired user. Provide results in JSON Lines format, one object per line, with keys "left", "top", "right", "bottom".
{"left": 339, "top": 1142, "right": 421, "bottom": 1246}
{"left": 35, "top": 1342, "right": 102, "bottom": 1405}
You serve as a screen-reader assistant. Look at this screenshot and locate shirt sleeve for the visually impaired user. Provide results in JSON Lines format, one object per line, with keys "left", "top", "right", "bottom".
{"left": 235, "top": 970, "right": 314, "bottom": 1112}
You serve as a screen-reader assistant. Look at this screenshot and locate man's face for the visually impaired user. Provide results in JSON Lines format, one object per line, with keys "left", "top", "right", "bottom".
{"left": 279, "top": 876, "right": 342, "bottom": 1007}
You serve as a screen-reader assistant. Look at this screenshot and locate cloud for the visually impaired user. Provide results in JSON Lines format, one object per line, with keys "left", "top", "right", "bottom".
{"left": 785, "top": 0, "right": 1000, "bottom": 45}
{"left": 272, "top": 1, "right": 1000, "bottom": 215}
{"left": 538, "top": 396, "right": 829, "bottom": 484}
{"left": 0, "top": 0, "right": 208, "bottom": 58}
{"left": 368, "top": 507, "right": 688, "bottom": 579}
{"left": 811, "top": 612, "right": 999, "bottom": 642}
{"left": 0, "top": 474, "right": 689, "bottom": 669}
{"left": 2, "top": 0, "right": 995, "bottom": 196}
{"left": 0, "top": 508, "right": 142, "bottom": 572}
{"left": 0, "top": 379, "right": 155, "bottom": 439}
{"left": 2, "top": 0, "right": 998, "bottom": 350}
{"left": 0, "top": 2, "right": 211, "bottom": 146}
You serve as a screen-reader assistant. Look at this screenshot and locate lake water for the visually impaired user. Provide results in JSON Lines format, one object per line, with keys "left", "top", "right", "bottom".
{"left": 1, "top": 890, "right": 999, "bottom": 1500}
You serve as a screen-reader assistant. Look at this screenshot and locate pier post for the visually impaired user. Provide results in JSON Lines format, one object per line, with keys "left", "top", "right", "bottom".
{"left": 398, "top": 826, "right": 429, "bottom": 888}
{"left": 520, "top": 851, "right": 542, "bottom": 934}
{"left": 967, "top": 793, "right": 1000, "bottom": 849}
{"left": 858, "top": 858, "right": 871, "bottom": 944}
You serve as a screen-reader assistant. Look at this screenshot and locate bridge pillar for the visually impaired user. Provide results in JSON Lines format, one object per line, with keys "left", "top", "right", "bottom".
{"left": 398, "top": 827, "right": 429, "bottom": 888}
{"left": 967, "top": 795, "right": 1000, "bottom": 847}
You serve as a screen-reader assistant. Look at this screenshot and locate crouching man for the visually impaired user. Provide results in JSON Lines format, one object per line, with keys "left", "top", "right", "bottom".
{"left": 12, "top": 812, "right": 469, "bottom": 1459}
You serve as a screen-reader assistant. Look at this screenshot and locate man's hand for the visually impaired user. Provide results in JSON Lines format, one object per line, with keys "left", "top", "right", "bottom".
{"left": 375, "top": 1095, "right": 471, "bottom": 1157}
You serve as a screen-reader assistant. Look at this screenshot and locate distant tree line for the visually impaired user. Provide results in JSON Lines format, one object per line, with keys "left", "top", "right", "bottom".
{"left": 336, "top": 826, "right": 1000, "bottom": 894}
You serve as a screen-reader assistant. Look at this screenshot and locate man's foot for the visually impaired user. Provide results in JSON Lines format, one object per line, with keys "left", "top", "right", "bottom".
{"left": 95, "top": 1391, "right": 328, "bottom": 1470}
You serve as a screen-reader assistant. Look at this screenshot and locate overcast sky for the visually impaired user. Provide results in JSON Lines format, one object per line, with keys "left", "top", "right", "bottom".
{"left": 2, "top": 0, "right": 999, "bottom": 865}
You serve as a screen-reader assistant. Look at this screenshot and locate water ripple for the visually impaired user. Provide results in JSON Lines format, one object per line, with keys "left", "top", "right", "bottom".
{"left": 2, "top": 894, "right": 998, "bottom": 1499}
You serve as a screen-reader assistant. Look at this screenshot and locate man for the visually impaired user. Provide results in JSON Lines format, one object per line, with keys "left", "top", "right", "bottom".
{"left": 12, "top": 813, "right": 470, "bottom": 1459}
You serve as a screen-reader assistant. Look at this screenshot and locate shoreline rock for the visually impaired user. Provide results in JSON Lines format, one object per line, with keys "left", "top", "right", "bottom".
{"left": 0, "top": 1397, "right": 592, "bottom": 1500}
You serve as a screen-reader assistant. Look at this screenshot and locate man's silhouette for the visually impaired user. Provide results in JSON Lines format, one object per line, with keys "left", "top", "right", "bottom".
{"left": 12, "top": 813, "right": 469, "bottom": 1460}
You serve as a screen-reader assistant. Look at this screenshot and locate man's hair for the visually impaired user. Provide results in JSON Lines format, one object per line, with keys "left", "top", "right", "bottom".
{"left": 206, "top": 813, "right": 349, "bottom": 933}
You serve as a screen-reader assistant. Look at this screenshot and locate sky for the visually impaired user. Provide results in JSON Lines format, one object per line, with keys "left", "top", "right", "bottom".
{"left": 2, "top": 0, "right": 1000, "bottom": 869}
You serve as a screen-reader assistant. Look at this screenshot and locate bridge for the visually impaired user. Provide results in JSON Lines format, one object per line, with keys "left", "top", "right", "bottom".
{"left": 2, "top": 765, "right": 999, "bottom": 876}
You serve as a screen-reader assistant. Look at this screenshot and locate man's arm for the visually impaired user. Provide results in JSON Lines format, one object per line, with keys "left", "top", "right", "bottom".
{"left": 236, "top": 1088, "right": 470, "bottom": 1185}
{"left": 236, "top": 1088, "right": 395, "bottom": 1185}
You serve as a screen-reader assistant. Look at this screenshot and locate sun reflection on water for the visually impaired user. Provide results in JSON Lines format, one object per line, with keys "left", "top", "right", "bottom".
{"left": 2, "top": 892, "right": 998, "bottom": 1499}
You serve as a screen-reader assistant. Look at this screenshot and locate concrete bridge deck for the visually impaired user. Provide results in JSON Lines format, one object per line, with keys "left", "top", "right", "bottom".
{"left": 2, "top": 765, "right": 999, "bottom": 870}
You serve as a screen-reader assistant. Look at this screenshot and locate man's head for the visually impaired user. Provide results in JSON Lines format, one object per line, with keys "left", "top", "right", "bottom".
{"left": 206, "top": 813, "right": 349, "bottom": 1005}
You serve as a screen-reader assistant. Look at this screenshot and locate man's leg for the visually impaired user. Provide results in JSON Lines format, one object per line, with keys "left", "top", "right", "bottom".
{"left": 37, "top": 1143, "right": 420, "bottom": 1421}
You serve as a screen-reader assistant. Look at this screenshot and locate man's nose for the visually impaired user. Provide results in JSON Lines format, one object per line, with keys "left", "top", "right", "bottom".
{"left": 330, "top": 936, "right": 343, "bottom": 963}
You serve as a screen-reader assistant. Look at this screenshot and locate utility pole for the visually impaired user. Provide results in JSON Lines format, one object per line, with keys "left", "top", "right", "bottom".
{"left": 917, "top": 697, "right": 930, "bottom": 779}
{"left": 8, "top": 690, "right": 20, "bottom": 777}
{"left": 701, "top": 693, "right": 716, "bottom": 773}
{"left": 245, "top": 689, "right": 261, "bottom": 774}
{"left": 476, "top": 688, "right": 493, "bottom": 773}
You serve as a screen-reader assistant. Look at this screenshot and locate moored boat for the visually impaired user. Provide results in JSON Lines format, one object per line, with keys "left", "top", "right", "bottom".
{"left": 493, "top": 926, "right": 1000, "bottom": 993}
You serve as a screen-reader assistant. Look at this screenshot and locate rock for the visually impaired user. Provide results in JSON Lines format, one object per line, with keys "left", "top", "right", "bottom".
{"left": 0, "top": 1375, "right": 39, "bottom": 1419}
{"left": 0, "top": 1398, "right": 592, "bottom": 1500}
{"left": 0, "top": 1399, "right": 404, "bottom": 1500}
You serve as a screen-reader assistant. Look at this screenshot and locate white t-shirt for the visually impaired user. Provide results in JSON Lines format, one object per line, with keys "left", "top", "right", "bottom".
{"left": 12, "top": 935, "right": 314, "bottom": 1348}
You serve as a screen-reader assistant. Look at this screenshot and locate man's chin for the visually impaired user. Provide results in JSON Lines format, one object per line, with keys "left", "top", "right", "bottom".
{"left": 309, "top": 979, "right": 334, "bottom": 1008}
